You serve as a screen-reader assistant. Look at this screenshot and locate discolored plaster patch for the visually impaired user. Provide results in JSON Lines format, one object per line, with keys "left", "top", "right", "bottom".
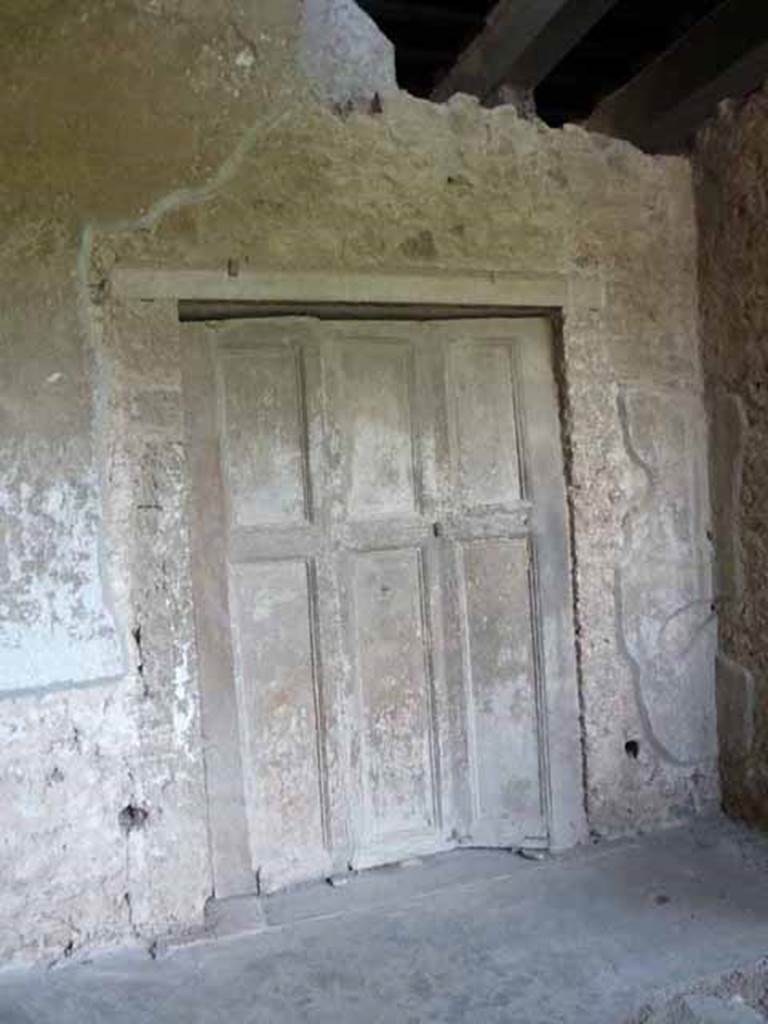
{"left": 0, "top": 446, "right": 123, "bottom": 694}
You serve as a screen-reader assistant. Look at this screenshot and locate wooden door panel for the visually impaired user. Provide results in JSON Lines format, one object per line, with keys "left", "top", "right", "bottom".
{"left": 219, "top": 347, "right": 310, "bottom": 527}
{"left": 214, "top": 321, "right": 335, "bottom": 891}
{"left": 458, "top": 538, "right": 542, "bottom": 841}
{"left": 440, "top": 324, "right": 546, "bottom": 846}
{"left": 350, "top": 547, "right": 439, "bottom": 856}
{"left": 448, "top": 342, "right": 522, "bottom": 509}
{"left": 323, "top": 326, "right": 445, "bottom": 867}
{"left": 337, "top": 341, "right": 419, "bottom": 520}
{"left": 229, "top": 558, "right": 329, "bottom": 891}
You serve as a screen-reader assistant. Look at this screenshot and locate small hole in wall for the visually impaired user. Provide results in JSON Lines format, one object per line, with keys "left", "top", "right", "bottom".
{"left": 119, "top": 804, "right": 149, "bottom": 833}
{"left": 625, "top": 740, "right": 640, "bottom": 759}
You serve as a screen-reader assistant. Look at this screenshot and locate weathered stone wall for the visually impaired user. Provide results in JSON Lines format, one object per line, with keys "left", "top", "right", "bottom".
{"left": 0, "top": 0, "right": 301, "bottom": 963}
{"left": 695, "top": 87, "right": 768, "bottom": 828}
{"left": 1, "top": 0, "right": 717, "bottom": 963}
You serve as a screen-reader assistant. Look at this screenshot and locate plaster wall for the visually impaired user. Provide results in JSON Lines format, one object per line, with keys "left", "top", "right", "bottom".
{"left": 1, "top": 0, "right": 717, "bottom": 963}
{"left": 695, "top": 85, "right": 768, "bottom": 827}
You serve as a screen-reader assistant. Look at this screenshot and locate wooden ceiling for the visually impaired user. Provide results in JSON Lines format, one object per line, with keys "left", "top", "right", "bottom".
{"left": 355, "top": 0, "right": 768, "bottom": 152}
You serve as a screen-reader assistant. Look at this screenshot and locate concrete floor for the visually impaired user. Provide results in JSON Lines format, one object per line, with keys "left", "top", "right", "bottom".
{"left": 2, "top": 819, "right": 768, "bottom": 1023}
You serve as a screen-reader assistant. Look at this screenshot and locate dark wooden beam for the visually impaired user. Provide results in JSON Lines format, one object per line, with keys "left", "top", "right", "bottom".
{"left": 587, "top": 0, "right": 768, "bottom": 152}
{"left": 432, "top": 0, "right": 619, "bottom": 103}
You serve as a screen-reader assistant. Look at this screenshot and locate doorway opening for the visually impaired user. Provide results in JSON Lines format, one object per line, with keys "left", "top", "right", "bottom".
{"left": 182, "top": 310, "right": 583, "bottom": 898}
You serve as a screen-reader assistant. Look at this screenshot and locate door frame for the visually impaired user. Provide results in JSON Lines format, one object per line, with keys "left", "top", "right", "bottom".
{"left": 107, "top": 269, "right": 587, "bottom": 897}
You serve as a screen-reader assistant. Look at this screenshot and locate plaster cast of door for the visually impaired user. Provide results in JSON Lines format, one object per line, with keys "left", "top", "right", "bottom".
{"left": 183, "top": 314, "right": 584, "bottom": 897}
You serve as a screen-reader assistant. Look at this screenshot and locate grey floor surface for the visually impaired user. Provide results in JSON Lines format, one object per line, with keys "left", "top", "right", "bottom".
{"left": 2, "top": 819, "right": 768, "bottom": 1024}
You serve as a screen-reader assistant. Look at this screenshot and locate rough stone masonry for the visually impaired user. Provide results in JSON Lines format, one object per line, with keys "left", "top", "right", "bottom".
{"left": 0, "top": 0, "right": 720, "bottom": 963}
{"left": 696, "top": 84, "right": 768, "bottom": 832}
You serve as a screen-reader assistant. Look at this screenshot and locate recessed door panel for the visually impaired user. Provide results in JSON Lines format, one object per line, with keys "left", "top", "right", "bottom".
{"left": 339, "top": 342, "right": 418, "bottom": 519}
{"left": 458, "top": 538, "right": 542, "bottom": 838}
{"left": 351, "top": 548, "right": 437, "bottom": 849}
{"left": 220, "top": 348, "right": 308, "bottom": 527}
{"left": 449, "top": 342, "right": 522, "bottom": 508}
{"left": 229, "top": 559, "right": 327, "bottom": 890}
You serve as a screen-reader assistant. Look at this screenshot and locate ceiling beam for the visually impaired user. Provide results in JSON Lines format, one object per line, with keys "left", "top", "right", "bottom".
{"left": 432, "top": 0, "right": 619, "bottom": 103}
{"left": 586, "top": 0, "right": 768, "bottom": 152}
